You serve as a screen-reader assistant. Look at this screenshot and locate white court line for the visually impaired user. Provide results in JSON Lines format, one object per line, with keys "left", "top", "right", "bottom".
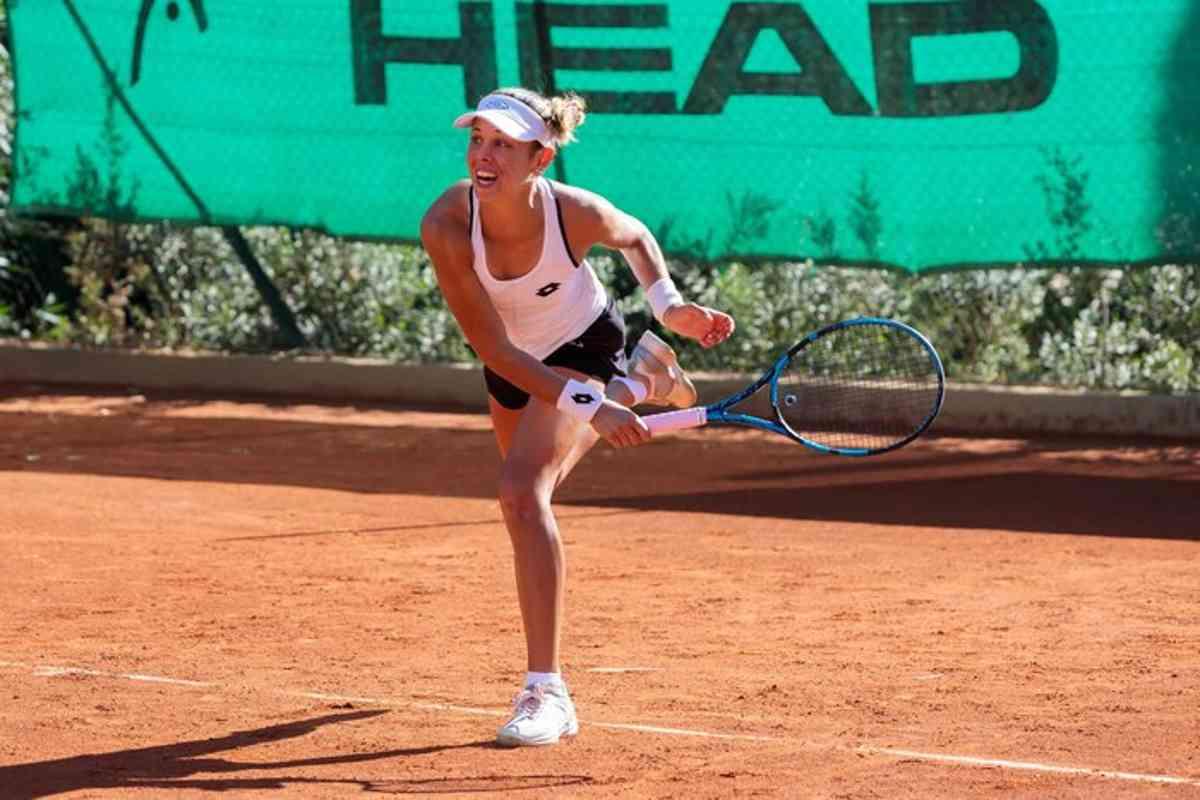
{"left": 863, "top": 747, "right": 1199, "bottom": 787}
{"left": 25, "top": 663, "right": 216, "bottom": 688}
{"left": 34, "top": 666, "right": 105, "bottom": 678}
{"left": 588, "top": 720, "right": 775, "bottom": 742}
{"left": 3, "top": 659, "right": 1197, "bottom": 787}
{"left": 293, "top": 690, "right": 400, "bottom": 707}
{"left": 123, "top": 672, "right": 215, "bottom": 688}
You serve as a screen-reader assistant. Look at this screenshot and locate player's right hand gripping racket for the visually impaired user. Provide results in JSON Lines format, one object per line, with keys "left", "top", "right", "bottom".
{"left": 643, "top": 317, "right": 945, "bottom": 456}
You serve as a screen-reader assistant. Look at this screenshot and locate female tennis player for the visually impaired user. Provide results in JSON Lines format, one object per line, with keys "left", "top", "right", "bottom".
{"left": 420, "top": 87, "right": 735, "bottom": 747}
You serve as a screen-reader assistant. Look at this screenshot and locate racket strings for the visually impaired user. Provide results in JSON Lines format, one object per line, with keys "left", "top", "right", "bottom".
{"left": 778, "top": 325, "right": 942, "bottom": 451}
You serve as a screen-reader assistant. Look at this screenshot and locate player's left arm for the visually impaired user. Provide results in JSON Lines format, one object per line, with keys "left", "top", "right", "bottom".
{"left": 558, "top": 185, "right": 735, "bottom": 349}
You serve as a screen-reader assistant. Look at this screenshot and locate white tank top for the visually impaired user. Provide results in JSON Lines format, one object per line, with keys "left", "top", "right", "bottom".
{"left": 469, "top": 177, "right": 608, "bottom": 360}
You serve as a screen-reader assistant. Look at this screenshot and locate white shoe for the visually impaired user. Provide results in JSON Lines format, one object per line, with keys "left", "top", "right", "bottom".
{"left": 496, "top": 682, "right": 579, "bottom": 747}
{"left": 628, "top": 330, "right": 697, "bottom": 408}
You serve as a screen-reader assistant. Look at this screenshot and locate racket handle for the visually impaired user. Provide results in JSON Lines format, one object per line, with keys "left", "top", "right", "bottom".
{"left": 643, "top": 407, "right": 707, "bottom": 435}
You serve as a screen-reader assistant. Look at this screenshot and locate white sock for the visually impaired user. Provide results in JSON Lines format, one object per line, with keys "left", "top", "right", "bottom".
{"left": 525, "top": 671, "right": 564, "bottom": 688}
{"left": 610, "top": 376, "right": 648, "bottom": 405}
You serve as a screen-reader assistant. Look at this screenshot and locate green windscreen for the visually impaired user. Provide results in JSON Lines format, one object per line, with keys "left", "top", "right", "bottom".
{"left": 7, "top": 1, "right": 1200, "bottom": 272}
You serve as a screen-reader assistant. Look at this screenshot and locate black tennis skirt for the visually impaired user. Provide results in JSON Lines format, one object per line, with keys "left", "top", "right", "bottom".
{"left": 484, "top": 297, "right": 627, "bottom": 411}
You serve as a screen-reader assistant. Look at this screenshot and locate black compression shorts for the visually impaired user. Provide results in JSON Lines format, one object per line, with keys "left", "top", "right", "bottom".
{"left": 483, "top": 297, "right": 627, "bottom": 411}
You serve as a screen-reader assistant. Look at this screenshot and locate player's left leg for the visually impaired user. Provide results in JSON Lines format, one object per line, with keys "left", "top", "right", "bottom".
{"left": 626, "top": 330, "right": 697, "bottom": 408}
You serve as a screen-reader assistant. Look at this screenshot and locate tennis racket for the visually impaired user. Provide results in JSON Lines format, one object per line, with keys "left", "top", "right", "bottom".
{"left": 643, "top": 317, "right": 945, "bottom": 456}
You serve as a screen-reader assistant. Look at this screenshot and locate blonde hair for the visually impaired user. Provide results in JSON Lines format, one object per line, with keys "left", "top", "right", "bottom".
{"left": 494, "top": 87, "right": 587, "bottom": 147}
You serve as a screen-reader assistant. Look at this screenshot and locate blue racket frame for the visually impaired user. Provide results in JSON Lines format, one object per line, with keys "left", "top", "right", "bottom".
{"left": 700, "top": 317, "right": 946, "bottom": 456}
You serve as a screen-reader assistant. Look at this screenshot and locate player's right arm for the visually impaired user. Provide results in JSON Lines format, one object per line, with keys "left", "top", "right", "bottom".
{"left": 420, "top": 184, "right": 559, "bottom": 401}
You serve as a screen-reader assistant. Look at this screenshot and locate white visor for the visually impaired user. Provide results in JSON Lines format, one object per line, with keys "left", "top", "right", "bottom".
{"left": 453, "top": 93, "right": 555, "bottom": 148}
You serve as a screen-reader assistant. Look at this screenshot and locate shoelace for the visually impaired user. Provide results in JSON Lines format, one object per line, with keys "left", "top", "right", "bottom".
{"left": 509, "top": 684, "right": 548, "bottom": 721}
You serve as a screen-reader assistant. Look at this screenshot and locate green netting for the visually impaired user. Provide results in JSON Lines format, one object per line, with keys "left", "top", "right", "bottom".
{"left": 7, "top": 0, "right": 1200, "bottom": 272}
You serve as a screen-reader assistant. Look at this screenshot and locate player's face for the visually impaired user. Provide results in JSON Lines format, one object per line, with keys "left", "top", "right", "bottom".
{"left": 466, "top": 120, "right": 541, "bottom": 199}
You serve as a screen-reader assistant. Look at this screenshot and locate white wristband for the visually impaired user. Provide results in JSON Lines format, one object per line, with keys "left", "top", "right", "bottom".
{"left": 556, "top": 379, "right": 603, "bottom": 423}
{"left": 645, "top": 277, "right": 685, "bottom": 322}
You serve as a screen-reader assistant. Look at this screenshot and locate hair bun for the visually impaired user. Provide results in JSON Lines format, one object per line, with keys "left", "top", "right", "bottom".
{"left": 549, "top": 93, "right": 587, "bottom": 143}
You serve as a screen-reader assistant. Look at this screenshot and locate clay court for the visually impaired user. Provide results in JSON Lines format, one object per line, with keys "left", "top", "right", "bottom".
{"left": 1, "top": 385, "right": 1197, "bottom": 798}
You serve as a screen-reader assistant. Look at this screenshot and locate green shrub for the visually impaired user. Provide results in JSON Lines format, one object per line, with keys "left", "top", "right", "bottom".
{"left": 6, "top": 211, "right": 1199, "bottom": 393}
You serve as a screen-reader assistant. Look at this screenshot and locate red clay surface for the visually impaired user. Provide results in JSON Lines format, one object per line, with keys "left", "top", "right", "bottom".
{"left": 1, "top": 384, "right": 1197, "bottom": 799}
